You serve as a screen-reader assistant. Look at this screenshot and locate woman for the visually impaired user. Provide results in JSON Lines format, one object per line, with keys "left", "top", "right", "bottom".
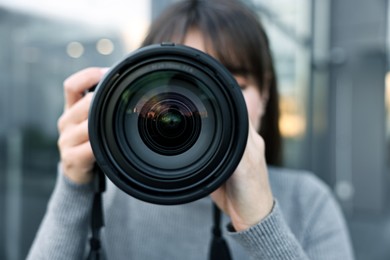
{"left": 27, "top": 0, "right": 355, "bottom": 259}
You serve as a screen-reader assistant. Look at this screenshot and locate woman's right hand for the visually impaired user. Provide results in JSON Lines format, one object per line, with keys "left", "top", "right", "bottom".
{"left": 57, "top": 67, "right": 108, "bottom": 184}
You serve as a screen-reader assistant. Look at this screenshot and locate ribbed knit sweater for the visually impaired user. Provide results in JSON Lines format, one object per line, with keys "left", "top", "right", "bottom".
{"left": 27, "top": 167, "right": 354, "bottom": 259}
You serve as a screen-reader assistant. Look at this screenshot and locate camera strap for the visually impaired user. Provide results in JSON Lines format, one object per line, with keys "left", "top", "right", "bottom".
{"left": 86, "top": 165, "right": 106, "bottom": 260}
{"left": 209, "top": 204, "right": 232, "bottom": 260}
{"left": 85, "top": 165, "right": 230, "bottom": 260}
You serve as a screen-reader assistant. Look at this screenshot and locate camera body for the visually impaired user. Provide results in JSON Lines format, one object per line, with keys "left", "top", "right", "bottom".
{"left": 89, "top": 43, "right": 248, "bottom": 205}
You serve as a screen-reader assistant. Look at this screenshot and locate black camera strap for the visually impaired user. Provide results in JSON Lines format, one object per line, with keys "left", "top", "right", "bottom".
{"left": 87, "top": 165, "right": 106, "bottom": 260}
{"left": 85, "top": 166, "right": 230, "bottom": 260}
{"left": 209, "top": 204, "right": 232, "bottom": 260}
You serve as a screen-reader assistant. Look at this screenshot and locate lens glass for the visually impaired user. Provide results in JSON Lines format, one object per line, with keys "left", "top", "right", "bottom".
{"left": 114, "top": 69, "right": 221, "bottom": 175}
{"left": 138, "top": 92, "right": 201, "bottom": 155}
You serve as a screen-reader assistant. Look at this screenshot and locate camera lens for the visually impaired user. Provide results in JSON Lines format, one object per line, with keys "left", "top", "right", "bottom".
{"left": 138, "top": 92, "right": 201, "bottom": 156}
{"left": 89, "top": 43, "right": 248, "bottom": 205}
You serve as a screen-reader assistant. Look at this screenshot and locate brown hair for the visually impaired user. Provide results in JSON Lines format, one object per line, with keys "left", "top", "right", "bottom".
{"left": 142, "top": 0, "right": 282, "bottom": 166}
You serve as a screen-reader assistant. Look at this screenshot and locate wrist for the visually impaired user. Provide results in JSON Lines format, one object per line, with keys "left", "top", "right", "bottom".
{"left": 232, "top": 196, "right": 274, "bottom": 232}
{"left": 60, "top": 163, "right": 94, "bottom": 185}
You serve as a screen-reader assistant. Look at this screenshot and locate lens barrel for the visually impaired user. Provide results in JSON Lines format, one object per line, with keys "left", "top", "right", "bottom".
{"left": 89, "top": 43, "right": 248, "bottom": 205}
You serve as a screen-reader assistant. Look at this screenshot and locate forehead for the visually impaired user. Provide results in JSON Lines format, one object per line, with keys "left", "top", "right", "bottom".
{"left": 182, "top": 29, "right": 213, "bottom": 58}
{"left": 181, "top": 28, "right": 247, "bottom": 74}
{"left": 182, "top": 31, "right": 255, "bottom": 89}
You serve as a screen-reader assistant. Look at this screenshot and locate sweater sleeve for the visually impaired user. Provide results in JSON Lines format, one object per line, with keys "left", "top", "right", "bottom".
{"left": 27, "top": 166, "right": 95, "bottom": 260}
{"left": 228, "top": 176, "right": 355, "bottom": 260}
{"left": 228, "top": 201, "right": 310, "bottom": 259}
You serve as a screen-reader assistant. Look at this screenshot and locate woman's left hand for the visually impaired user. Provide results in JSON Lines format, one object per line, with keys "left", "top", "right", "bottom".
{"left": 211, "top": 122, "right": 274, "bottom": 232}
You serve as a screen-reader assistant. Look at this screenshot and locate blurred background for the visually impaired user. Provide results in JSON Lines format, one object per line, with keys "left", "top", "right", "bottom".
{"left": 0, "top": 0, "right": 389, "bottom": 259}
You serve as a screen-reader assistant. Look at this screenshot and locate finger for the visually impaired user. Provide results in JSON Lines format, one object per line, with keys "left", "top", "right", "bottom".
{"left": 61, "top": 142, "right": 96, "bottom": 175}
{"left": 66, "top": 142, "right": 95, "bottom": 164}
{"left": 63, "top": 67, "right": 108, "bottom": 110}
{"left": 58, "top": 119, "right": 89, "bottom": 148}
{"left": 58, "top": 93, "right": 93, "bottom": 132}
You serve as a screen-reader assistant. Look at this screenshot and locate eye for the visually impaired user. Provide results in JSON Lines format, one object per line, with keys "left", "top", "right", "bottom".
{"left": 239, "top": 84, "right": 247, "bottom": 90}
{"left": 234, "top": 75, "right": 248, "bottom": 90}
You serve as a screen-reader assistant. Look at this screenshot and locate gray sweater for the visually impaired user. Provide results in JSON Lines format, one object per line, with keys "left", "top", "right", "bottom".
{"left": 27, "top": 167, "right": 355, "bottom": 259}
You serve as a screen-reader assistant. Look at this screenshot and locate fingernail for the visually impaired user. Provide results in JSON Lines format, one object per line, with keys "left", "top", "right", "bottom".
{"left": 100, "top": 67, "right": 110, "bottom": 74}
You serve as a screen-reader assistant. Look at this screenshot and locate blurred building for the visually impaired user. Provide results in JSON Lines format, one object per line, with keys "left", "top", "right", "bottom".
{"left": 0, "top": 8, "right": 125, "bottom": 260}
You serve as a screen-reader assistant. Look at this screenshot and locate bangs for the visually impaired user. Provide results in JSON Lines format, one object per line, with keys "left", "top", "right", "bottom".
{"left": 142, "top": 0, "right": 269, "bottom": 84}
{"left": 199, "top": 20, "right": 254, "bottom": 77}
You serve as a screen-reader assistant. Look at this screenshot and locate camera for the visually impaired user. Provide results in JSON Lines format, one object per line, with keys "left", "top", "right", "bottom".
{"left": 88, "top": 43, "right": 248, "bottom": 205}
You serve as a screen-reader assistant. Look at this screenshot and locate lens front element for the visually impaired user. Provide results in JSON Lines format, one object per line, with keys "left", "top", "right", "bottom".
{"left": 139, "top": 93, "right": 201, "bottom": 156}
